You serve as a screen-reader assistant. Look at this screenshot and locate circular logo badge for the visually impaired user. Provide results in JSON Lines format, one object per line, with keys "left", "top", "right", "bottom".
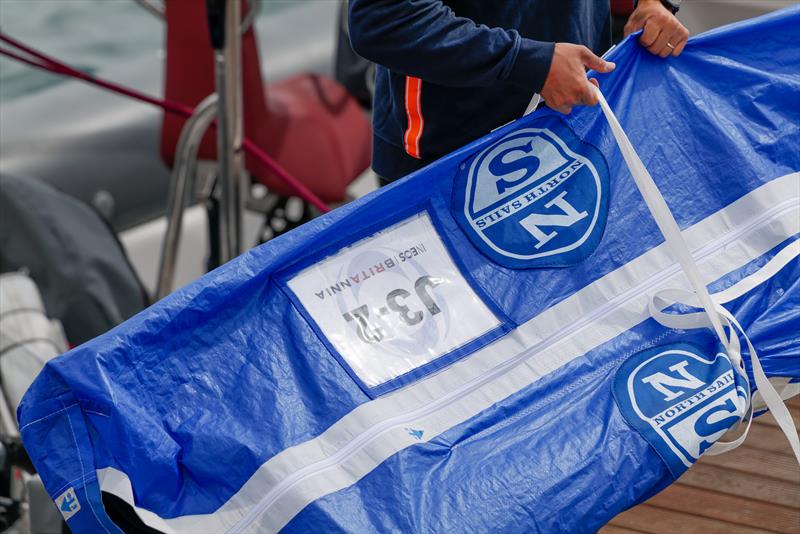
{"left": 452, "top": 117, "right": 610, "bottom": 269}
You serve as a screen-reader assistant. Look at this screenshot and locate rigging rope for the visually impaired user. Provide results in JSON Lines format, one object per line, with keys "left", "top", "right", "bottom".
{"left": 0, "top": 32, "right": 331, "bottom": 213}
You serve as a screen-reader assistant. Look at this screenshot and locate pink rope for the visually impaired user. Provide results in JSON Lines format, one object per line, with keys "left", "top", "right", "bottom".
{"left": 0, "top": 32, "right": 331, "bottom": 213}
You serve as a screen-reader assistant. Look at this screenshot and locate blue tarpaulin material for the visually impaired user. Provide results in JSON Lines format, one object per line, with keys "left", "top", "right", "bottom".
{"left": 19, "top": 8, "right": 800, "bottom": 533}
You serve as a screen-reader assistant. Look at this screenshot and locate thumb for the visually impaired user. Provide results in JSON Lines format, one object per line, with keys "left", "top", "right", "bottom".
{"left": 582, "top": 49, "right": 615, "bottom": 73}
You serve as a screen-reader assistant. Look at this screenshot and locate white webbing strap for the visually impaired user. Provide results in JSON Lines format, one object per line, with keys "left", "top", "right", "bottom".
{"left": 716, "top": 305, "right": 800, "bottom": 461}
{"left": 593, "top": 88, "right": 730, "bottom": 353}
{"left": 594, "top": 87, "right": 800, "bottom": 464}
{"left": 649, "top": 288, "right": 800, "bottom": 459}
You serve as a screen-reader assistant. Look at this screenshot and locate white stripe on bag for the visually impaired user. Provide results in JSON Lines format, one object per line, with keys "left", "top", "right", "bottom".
{"left": 99, "top": 174, "right": 799, "bottom": 533}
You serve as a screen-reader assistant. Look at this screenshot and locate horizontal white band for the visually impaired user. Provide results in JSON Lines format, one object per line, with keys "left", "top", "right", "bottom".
{"left": 98, "top": 173, "right": 799, "bottom": 533}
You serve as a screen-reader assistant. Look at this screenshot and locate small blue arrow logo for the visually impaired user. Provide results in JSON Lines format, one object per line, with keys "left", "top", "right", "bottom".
{"left": 56, "top": 487, "right": 81, "bottom": 520}
{"left": 60, "top": 493, "right": 77, "bottom": 513}
{"left": 405, "top": 428, "right": 424, "bottom": 440}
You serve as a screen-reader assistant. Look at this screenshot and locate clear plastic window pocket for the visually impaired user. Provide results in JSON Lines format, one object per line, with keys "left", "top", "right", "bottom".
{"left": 279, "top": 210, "right": 511, "bottom": 397}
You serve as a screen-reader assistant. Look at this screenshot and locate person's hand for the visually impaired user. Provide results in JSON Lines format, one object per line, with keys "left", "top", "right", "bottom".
{"left": 540, "top": 43, "right": 615, "bottom": 115}
{"left": 625, "top": 0, "right": 690, "bottom": 57}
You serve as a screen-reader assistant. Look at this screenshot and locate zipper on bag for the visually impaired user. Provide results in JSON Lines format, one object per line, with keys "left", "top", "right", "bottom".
{"left": 229, "top": 196, "right": 799, "bottom": 533}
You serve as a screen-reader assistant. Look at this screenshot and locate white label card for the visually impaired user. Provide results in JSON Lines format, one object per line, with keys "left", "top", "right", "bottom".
{"left": 287, "top": 212, "right": 501, "bottom": 389}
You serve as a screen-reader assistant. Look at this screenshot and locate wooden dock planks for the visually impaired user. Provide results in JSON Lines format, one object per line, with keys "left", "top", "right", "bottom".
{"left": 600, "top": 404, "right": 800, "bottom": 533}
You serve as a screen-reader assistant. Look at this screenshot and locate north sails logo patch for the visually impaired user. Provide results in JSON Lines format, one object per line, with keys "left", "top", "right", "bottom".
{"left": 613, "top": 343, "right": 748, "bottom": 477}
{"left": 452, "top": 117, "right": 609, "bottom": 269}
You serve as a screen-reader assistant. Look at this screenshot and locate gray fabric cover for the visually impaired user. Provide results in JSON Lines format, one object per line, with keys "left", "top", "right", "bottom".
{"left": 0, "top": 174, "right": 147, "bottom": 344}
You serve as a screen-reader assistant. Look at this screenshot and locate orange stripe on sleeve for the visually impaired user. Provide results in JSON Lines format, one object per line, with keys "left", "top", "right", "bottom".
{"left": 403, "top": 76, "right": 424, "bottom": 159}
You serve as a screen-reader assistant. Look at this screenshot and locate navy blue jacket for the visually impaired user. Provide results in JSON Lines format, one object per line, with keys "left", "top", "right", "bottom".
{"left": 349, "top": 0, "right": 614, "bottom": 181}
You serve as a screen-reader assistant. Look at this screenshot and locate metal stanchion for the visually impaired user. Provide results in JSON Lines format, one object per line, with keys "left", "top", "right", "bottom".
{"left": 156, "top": 0, "right": 249, "bottom": 299}
{"left": 155, "top": 95, "right": 218, "bottom": 300}
{"left": 207, "top": 0, "right": 244, "bottom": 263}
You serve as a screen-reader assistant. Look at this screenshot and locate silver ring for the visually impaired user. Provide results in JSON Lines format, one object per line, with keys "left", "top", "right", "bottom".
{"left": 666, "top": 42, "right": 675, "bottom": 49}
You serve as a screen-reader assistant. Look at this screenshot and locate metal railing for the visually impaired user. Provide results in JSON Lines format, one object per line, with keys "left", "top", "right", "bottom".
{"left": 214, "top": 0, "right": 245, "bottom": 263}
{"left": 155, "top": 95, "right": 218, "bottom": 300}
{"left": 155, "top": 0, "right": 247, "bottom": 297}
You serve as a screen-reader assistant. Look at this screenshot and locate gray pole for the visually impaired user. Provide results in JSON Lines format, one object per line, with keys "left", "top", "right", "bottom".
{"left": 214, "top": 0, "right": 245, "bottom": 263}
{"left": 156, "top": 95, "right": 218, "bottom": 300}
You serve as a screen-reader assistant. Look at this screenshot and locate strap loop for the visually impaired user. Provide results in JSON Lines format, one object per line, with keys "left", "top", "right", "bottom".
{"left": 594, "top": 86, "right": 799, "bottom": 464}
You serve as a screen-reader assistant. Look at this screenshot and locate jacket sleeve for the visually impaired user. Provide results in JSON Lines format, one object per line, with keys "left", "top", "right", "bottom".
{"left": 348, "top": 0, "right": 555, "bottom": 92}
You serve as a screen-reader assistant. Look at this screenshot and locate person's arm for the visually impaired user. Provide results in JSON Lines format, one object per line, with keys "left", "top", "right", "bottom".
{"left": 349, "top": 0, "right": 614, "bottom": 112}
{"left": 349, "top": 0, "right": 553, "bottom": 92}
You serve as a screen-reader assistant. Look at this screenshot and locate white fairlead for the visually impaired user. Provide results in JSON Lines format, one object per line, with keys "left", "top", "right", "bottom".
{"left": 594, "top": 86, "right": 800, "bottom": 464}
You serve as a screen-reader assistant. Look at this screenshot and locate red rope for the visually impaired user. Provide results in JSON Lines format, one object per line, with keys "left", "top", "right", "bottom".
{"left": 0, "top": 32, "right": 331, "bottom": 213}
